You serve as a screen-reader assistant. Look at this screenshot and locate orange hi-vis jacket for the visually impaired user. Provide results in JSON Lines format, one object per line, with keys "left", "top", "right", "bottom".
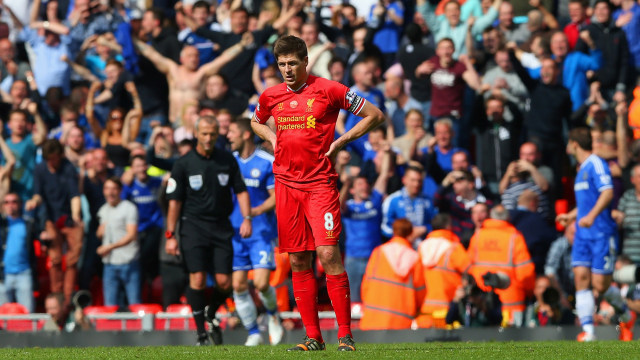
{"left": 416, "top": 230, "right": 471, "bottom": 328}
{"left": 359, "top": 236, "right": 426, "bottom": 330}
{"left": 467, "top": 219, "right": 536, "bottom": 313}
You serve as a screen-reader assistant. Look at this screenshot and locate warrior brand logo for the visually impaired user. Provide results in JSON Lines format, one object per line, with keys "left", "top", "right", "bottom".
{"left": 307, "top": 98, "right": 315, "bottom": 112}
{"left": 325, "top": 230, "right": 334, "bottom": 239}
{"left": 290, "top": 100, "right": 298, "bottom": 109}
{"left": 306, "top": 115, "right": 316, "bottom": 129}
{"left": 277, "top": 102, "right": 284, "bottom": 111}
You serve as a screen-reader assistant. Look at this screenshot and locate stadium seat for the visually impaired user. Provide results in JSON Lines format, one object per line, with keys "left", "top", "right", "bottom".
{"left": 0, "top": 303, "right": 42, "bottom": 332}
{"left": 125, "top": 304, "right": 163, "bottom": 331}
{"left": 84, "top": 305, "right": 121, "bottom": 331}
{"left": 555, "top": 199, "right": 569, "bottom": 232}
{"left": 158, "top": 304, "right": 196, "bottom": 331}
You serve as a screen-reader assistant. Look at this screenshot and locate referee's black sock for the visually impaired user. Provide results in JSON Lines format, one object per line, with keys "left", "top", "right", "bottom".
{"left": 187, "top": 287, "right": 207, "bottom": 335}
{"left": 208, "top": 286, "right": 232, "bottom": 318}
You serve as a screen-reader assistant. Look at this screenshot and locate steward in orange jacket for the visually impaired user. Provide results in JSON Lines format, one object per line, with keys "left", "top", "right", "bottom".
{"left": 467, "top": 206, "right": 536, "bottom": 325}
{"left": 360, "top": 219, "right": 426, "bottom": 330}
{"left": 416, "top": 214, "right": 471, "bottom": 328}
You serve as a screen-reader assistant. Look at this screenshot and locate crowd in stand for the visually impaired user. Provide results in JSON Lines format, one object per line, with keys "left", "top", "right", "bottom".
{"left": 0, "top": 0, "right": 639, "bottom": 331}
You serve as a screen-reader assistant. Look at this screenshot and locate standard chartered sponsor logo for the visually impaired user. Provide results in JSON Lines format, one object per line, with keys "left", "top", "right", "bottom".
{"left": 277, "top": 123, "right": 305, "bottom": 130}
{"left": 276, "top": 114, "right": 317, "bottom": 130}
{"left": 278, "top": 115, "right": 306, "bottom": 122}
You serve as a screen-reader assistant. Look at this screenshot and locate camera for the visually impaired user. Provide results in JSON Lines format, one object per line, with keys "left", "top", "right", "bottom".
{"left": 72, "top": 290, "right": 92, "bottom": 309}
{"left": 481, "top": 272, "right": 511, "bottom": 290}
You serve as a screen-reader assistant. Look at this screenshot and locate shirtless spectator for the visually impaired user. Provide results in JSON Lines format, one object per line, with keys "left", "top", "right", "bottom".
{"left": 134, "top": 33, "right": 253, "bottom": 126}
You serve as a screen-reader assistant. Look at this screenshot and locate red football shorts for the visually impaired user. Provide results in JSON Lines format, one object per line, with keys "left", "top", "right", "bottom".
{"left": 275, "top": 181, "right": 342, "bottom": 253}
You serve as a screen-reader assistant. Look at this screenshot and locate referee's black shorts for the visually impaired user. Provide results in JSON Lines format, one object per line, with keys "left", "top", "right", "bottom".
{"left": 179, "top": 217, "right": 234, "bottom": 275}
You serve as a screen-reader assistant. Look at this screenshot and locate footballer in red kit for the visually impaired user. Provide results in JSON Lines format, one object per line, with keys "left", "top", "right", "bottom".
{"left": 252, "top": 36, "right": 384, "bottom": 352}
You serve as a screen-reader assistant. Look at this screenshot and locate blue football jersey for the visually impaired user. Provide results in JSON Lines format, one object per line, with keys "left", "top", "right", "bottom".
{"left": 231, "top": 149, "right": 277, "bottom": 241}
{"left": 343, "top": 190, "right": 383, "bottom": 258}
{"left": 574, "top": 154, "right": 616, "bottom": 239}
{"left": 121, "top": 176, "right": 165, "bottom": 232}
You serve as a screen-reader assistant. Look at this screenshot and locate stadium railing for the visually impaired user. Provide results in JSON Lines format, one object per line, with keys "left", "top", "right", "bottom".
{"left": 0, "top": 310, "right": 362, "bottom": 332}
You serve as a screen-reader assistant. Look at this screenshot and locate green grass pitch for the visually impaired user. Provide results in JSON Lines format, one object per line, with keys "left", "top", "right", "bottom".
{"left": 0, "top": 341, "right": 637, "bottom": 359}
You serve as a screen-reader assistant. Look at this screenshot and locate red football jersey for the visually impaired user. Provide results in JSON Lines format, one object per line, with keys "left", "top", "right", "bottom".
{"left": 254, "top": 75, "right": 366, "bottom": 190}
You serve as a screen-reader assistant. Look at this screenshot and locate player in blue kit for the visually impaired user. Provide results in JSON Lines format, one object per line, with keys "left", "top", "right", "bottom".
{"left": 227, "top": 118, "right": 284, "bottom": 346}
{"left": 557, "top": 128, "right": 634, "bottom": 342}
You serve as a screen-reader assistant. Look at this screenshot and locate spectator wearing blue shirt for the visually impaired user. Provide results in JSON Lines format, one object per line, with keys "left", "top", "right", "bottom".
{"left": 0, "top": 191, "right": 36, "bottom": 313}
{"left": 382, "top": 165, "right": 437, "bottom": 246}
{"left": 122, "top": 155, "right": 165, "bottom": 292}
{"left": 18, "top": 22, "right": 72, "bottom": 97}
{"left": 368, "top": 0, "right": 404, "bottom": 69}
{"left": 613, "top": 0, "right": 640, "bottom": 74}
{"left": 337, "top": 61, "right": 386, "bottom": 158}
{"left": 177, "top": 1, "right": 217, "bottom": 67}
{"left": 548, "top": 31, "right": 602, "bottom": 112}
{"left": 339, "top": 141, "right": 392, "bottom": 302}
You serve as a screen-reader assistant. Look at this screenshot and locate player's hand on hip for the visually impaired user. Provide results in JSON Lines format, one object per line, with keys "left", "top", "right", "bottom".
{"left": 165, "top": 238, "right": 180, "bottom": 256}
{"left": 325, "top": 141, "right": 343, "bottom": 163}
{"left": 578, "top": 215, "right": 594, "bottom": 228}
{"left": 240, "top": 219, "right": 252, "bottom": 238}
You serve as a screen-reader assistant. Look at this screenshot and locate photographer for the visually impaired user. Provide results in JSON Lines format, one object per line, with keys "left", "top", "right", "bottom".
{"left": 446, "top": 273, "right": 503, "bottom": 327}
{"left": 524, "top": 275, "right": 575, "bottom": 327}
{"left": 42, "top": 292, "right": 91, "bottom": 332}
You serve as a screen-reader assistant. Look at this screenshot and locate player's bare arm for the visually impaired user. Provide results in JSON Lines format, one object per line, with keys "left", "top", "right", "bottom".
{"left": 251, "top": 188, "right": 275, "bottom": 217}
{"left": 251, "top": 119, "right": 277, "bottom": 150}
{"left": 236, "top": 191, "right": 253, "bottom": 238}
{"left": 579, "top": 188, "right": 613, "bottom": 228}
{"left": 165, "top": 199, "right": 182, "bottom": 255}
{"left": 326, "top": 101, "right": 384, "bottom": 159}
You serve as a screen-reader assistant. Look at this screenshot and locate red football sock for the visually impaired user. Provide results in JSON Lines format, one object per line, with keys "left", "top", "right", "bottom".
{"left": 326, "top": 271, "right": 352, "bottom": 338}
{"left": 292, "top": 269, "right": 323, "bottom": 342}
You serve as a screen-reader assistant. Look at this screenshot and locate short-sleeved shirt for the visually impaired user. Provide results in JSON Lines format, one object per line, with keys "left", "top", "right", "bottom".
{"left": 230, "top": 149, "right": 276, "bottom": 241}
{"left": 253, "top": 75, "right": 366, "bottom": 190}
{"left": 428, "top": 57, "right": 466, "bottom": 118}
{"left": 6, "top": 134, "right": 37, "bottom": 202}
{"left": 574, "top": 154, "right": 617, "bottom": 240}
{"left": 98, "top": 200, "right": 139, "bottom": 265}
{"left": 122, "top": 176, "right": 165, "bottom": 232}
{"left": 166, "top": 148, "right": 247, "bottom": 223}
{"left": 33, "top": 159, "right": 79, "bottom": 222}
{"left": 343, "top": 189, "right": 383, "bottom": 258}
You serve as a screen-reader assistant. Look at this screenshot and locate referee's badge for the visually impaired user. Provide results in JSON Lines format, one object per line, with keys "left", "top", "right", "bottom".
{"left": 189, "top": 174, "right": 203, "bottom": 190}
{"left": 166, "top": 178, "right": 177, "bottom": 194}
{"left": 217, "top": 173, "right": 229, "bottom": 186}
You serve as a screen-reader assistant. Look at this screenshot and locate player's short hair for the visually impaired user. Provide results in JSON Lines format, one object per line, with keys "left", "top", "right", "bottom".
{"left": 232, "top": 117, "right": 255, "bottom": 139}
{"left": 568, "top": 127, "right": 592, "bottom": 151}
{"left": 392, "top": 218, "right": 413, "bottom": 238}
{"left": 42, "top": 139, "right": 64, "bottom": 160}
{"left": 431, "top": 213, "right": 451, "bottom": 231}
{"left": 105, "top": 176, "right": 123, "bottom": 190}
{"left": 489, "top": 205, "right": 510, "bottom": 221}
{"left": 274, "top": 35, "right": 308, "bottom": 62}
{"left": 195, "top": 115, "right": 219, "bottom": 132}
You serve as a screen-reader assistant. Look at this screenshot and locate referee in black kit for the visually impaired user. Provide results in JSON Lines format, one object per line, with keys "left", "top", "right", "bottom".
{"left": 165, "top": 115, "right": 252, "bottom": 346}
